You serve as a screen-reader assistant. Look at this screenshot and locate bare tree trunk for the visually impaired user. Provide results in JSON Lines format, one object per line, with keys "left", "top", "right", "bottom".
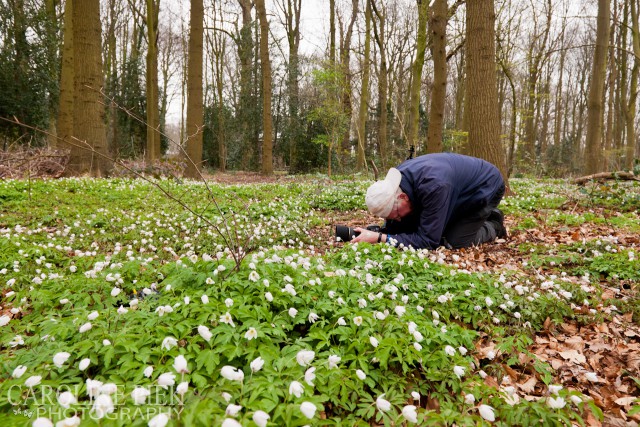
{"left": 585, "top": 0, "right": 610, "bottom": 174}
{"left": 626, "top": 0, "right": 639, "bottom": 165}
{"left": 184, "top": 0, "right": 203, "bottom": 178}
{"left": 339, "top": 0, "right": 358, "bottom": 158}
{"left": 237, "top": 0, "right": 255, "bottom": 169}
{"left": 604, "top": 0, "right": 618, "bottom": 170}
{"left": 616, "top": 0, "right": 628, "bottom": 165}
{"left": 329, "top": 0, "right": 336, "bottom": 63}
{"left": 57, "top": 0, "right": 73, "bottom": 150}
{"left": 371, "top": 0, "right": 388, "bottom": 169}
{"left": 356, "top": 0, "right": 372, "bottom": 171}
{"left": 145, "top": 0, "right": 161, "bottom": 162}
{"left": 426, "top": 0, "right": 447, "bottom": 153}
{"left": 105, "top": 0, "right": 120, "bottom": 157}
{"left": 69, "top": 0, "right": 109, "bottom": 176}
{"left": 255, "top": 0, "right": 273, "bottom": 175}
{"left": 279, "top": 0, "right": 302, "bottom": 171}
{"left": 465, "top": 0, "right": 507, "bottom": 179}
{"left": 454, "top": 53, "right": 466, "bottom": 132}
{"left": 209, "top": 2, "right": 227, "bottom": 171}
{"left": 44, "top": 0, "right": 59, "bottom": 148}
{"left": 553, "top": 15, "right": 567, "bottom": 156}
{"left": 407, "top": 0, "right": 428, "bottom": 153}
{"left": 539, "top": 64, "right": 551, "bottom": 160}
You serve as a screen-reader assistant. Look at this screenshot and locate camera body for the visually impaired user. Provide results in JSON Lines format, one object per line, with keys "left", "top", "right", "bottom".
{"left": 335, "top": 224, "right": 381, "bottom": 242}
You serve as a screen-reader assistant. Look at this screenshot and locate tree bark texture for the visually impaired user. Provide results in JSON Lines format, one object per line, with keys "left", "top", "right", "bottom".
{"left": 145, "top": 0, "right": 161, "bottom": 162}
{"left": 339, "top": 0, "right": 358, "bottom": 155}
{"left": 371, "top": 1, "right": 388, "bottom": 169}
{"left": 69, "top": 0, "right": 109, "bottom": 176}
{"left": 408, "top": 0, "right": 428, "bottom": 153}
{"left": 57, "top": 0, "right": 74, "bottom": 150}
{"left": 464, "top": 0, "right": 507, "bottom": 179}
{"left": 255, "top": 0, "right": 273, "bottom": 175}
{"left": 356, "top": 0, "right": 372, "bottom": 171}
{"left": 237, "top": 0, "right": 255, "bottom": 169}
{"left": 281, "top": 0, "right": 302, "bottom": 171}
{"left": 184, "top": 0, "right": 203, "bottom": 178}
{"left": 626, "top": 0, "right": 639, "bottom": 166}
{"left": 585, "top": 0, "right": 610, "bottom": 174}
{"left": 426, "top": 0, "right": 447, "bottom": 153}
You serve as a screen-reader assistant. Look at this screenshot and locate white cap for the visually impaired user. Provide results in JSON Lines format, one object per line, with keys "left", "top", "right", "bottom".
{"left": 365, "top": 168, "right": 402, "bottom": 218}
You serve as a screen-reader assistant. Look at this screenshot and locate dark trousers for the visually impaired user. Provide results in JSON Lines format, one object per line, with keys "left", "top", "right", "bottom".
{"left": 443, "top": 183, "right": 505, "bottom": 249}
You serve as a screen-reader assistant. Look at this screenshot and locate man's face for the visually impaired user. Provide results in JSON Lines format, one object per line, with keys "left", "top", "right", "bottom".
{"left": 386, "top": 194, "right": 411, "bottom": 221}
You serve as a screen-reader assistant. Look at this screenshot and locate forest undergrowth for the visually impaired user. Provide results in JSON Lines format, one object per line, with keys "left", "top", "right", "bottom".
{"left": 0, "top": 175, "right": 638, "bottom": 426}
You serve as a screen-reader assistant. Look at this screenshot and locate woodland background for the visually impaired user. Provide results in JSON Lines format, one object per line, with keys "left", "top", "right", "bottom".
{"left": 0, "top": 0, "right": 638, "bottom": 179}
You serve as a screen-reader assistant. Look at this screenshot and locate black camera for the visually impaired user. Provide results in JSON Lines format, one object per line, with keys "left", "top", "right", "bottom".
{"left": 335, "top": 224, "right": 381, "bottom": 242}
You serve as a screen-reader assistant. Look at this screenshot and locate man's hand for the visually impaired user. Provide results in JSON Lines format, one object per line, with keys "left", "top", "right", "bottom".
{"left": 351, "top": 228, "right": 385, "bottom": 244}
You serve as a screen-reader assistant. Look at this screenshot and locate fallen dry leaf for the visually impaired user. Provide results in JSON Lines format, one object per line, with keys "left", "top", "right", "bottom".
{"left": 615, "top": 396, "right": 638, "bottom": 407}
{"left": 559, "top": 349, "right": 587, "bottom": 364}
{"left": 517, "top": 376, "right": 537, "bottom": 393}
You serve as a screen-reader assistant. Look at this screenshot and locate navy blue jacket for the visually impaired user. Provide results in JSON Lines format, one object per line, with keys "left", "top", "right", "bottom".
{"left": 388, "top": 153, "right": 504, "bottom": 249}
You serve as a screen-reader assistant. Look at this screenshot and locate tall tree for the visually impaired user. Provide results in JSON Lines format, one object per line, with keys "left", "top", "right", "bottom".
{"left": 67, "top": 0, "right": 110, "bottom": 176}
{"left": 236, "top": 0, "right": 256, "bottom": 169}
{"left": 371, "top": 0, "right": 389, "bottom": 169}
{"left": 584, "top": 0, "right": 610, "bottom": 174}
{"left": 356, "top": 0, "right": 372, "bottom": 171}
{"left": 208, "top": 1, "right": 228, "bottom": 171}
{"left": 277, "top": 0, "right": 302, "bottom": 171}
{"left": 329, "top": 0, "right": 336, "bottom": 63}
{"left": 464, "top": 0, "right": 506, "bottom": 179}
{"left": 521, "top": 0, "right": 552, "bottom": 166}
{"left": 57, "top": 0, "right": 74, "bottom": 149}
{"left": 44, "top": 0, "right": 60, "bottom": 147}
{"left": 408, "top": 0, "right": 428, "bottom": 153}
{"left": 309, "top": 66, "right": 350, "bottom": 177}
{"left": 255, "top": 0, "right": 273, "bottom": 174}
{"left": 338, "top": 0, "right": 359, "bottom": 157}
{"left": 625, "top": 0, "right": 639, "bottom": 167}
{"left": 426, "top": 0, "right": 447, "bottom": 153}
{"left": 145, "top": 0, "right": 161, "bottom": 162}
{"left": 184, "top": 0, "right": 203, "bottom": 178}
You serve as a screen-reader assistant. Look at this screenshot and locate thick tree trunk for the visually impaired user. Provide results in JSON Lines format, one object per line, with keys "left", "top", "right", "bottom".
{"left": 585, "top": 0, "right": 610, "bottom": 174}
{"left": 408, "top": 0, "right": 428, "bottom": 153}
{"left": 255, "top": 0, "right": 273, "bottom": 175}
{"left": 464, "top": 0, "right": 507, "bottom": 179}
{"left": 69, "top": 0, "right": 109, "bottom": 176}
{"left": 426, "top": 0, "right": 447, "bottom": 153}
{"left": 57, "top": 0, "right": 73, "bottom": 150}
{"left": 184, "top": 0, "right": 203, "bottom": 178}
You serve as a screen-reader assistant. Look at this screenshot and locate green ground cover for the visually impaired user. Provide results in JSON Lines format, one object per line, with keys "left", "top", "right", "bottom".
{"left": 0, "top": 177, "right": 638, "bottom": 426}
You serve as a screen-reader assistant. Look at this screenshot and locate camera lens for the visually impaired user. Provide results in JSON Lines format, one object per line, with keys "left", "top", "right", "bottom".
{"left": 335, "top": 225, "right": 359, "bottom": 242}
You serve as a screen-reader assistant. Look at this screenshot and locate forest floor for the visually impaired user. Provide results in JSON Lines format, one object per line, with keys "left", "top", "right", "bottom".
{"left": 0, "top": 173, "right": 638, "bottom": 425}
{"left": 210, "top": 172, "right": 640, "bottom": 425}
